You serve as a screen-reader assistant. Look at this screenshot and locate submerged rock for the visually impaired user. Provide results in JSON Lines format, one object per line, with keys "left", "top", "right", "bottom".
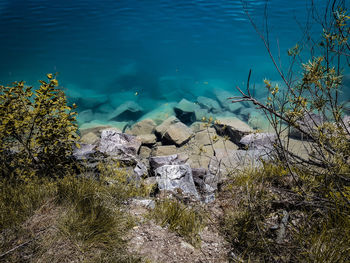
{"left": 197, "top": 96, "right": 221, "bottom": 113}
{"left": 108, "top": 101, "right": 143, "bottom": 122}
{"left": 139, "top": 102, "right": 176, "bottom": 125}
{"left": 174, "top": 99, "right": 201, "bottom": 124}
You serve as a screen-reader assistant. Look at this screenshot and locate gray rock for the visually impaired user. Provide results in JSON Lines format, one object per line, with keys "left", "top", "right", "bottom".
{"left": 240, "top": 132, "right": 277, "bottom": 150}
{"left": 108, "top": 101, "right": 143, "bottom": 122}
{"left": 99, "top": 129, "right": 141, "bottom": 163}
{"left": 214, "top": 117, "right": 253, "bottom": 144}
{"left": 197, "top": 96, "right": 221, "bottom": 113}
{"left": 162, "top": 122, "right": 194, "bottom": 146}
{"left": 155, "top": 164, "right": 200, "bottom": 199}
{"left": 134, "top": 161, "right": 148, "bottom": 178}
{"left": 73, "top": 144, "right": 96, "bottom": 160}
{"left": 174, "top": 99, "right": 201, "bottom": 124}
{"left": 149, "top": 154, "right": 185, "bottom": 170}
{"left": 343, "top": 115, "right": 350, "bottom": 133}
{"left": 191, "top": 167, "right": 218, "bottom": 195}
{"left": 289, "top": 112, "right": 324, "bottom": 140}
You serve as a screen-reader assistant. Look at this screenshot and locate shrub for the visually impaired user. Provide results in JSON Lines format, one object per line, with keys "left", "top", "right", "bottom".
{"left": 0, "top": 74, "right": 79, "bottom": 179}
{"left": 222, "top": 1, "right": 350, "bottom": 261}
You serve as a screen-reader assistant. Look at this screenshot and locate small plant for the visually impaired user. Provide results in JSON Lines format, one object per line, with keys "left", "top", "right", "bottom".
{"left": 149, "top": 198, "right": 205, "bottom": 246}
{"left": 0, "top": 74, "right": 79, "bottom": 179}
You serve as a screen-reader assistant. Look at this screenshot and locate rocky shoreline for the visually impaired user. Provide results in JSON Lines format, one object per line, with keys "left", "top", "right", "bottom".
{"left": 75, "top": 115, "right": 277, "bottom": 203}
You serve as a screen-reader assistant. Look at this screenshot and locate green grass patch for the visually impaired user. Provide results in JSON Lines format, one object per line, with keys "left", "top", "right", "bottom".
{"left": 149, "top": 198, "right": 205, "bottom": 247}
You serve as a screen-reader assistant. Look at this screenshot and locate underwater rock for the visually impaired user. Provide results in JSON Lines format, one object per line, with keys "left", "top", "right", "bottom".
{"left": 155, "top": 164, "right": 200, "bottom": 199}
{"left": 99, "top": 129, "right": 141, "bottom": 162}
{"left": 197, "top": 96, "right": 221, "bottom": 113}
{"left": 240, "top": 132, "right": 277, "bottom": 150}
{"left": 174, "top": 98, "right": 201, "bottom": 124}
{"left": 130, "top": 119, "right": 156, "bottom": 135}
{"left": 96, "top": 103, "right": 114, "bottom": 113}
{"left": 240, "top": 107, "right": 255, "bottom": 120}
{"left": 194, "top": 108, "right": 210, "bottom": 122}
{"left": 213, "top": 89, "right": 245, "bottom": 113}
{"left": 77, "top": 109, "right": 94, "bottom": 124}
{"left": 108, "top": 101, "right": 143, "bottom": 122}
{"left": 79, "top": 121, "right": 127, "bottom": 135}
{"left": 66, "top": 86, "right": 108, "bottom": 109}
{"left": 214, "top": 117, "right": 253, "bottom": 144}
{"left": 109, "top": 91, "right": 137, "bottom": 108}
{"left": 158, "top": 76, "right": 196, "bottom": 101}
{"left": 162, "top": 122, "right": 194, "bottom": 146}
{"left": 248, "top": 111, "right": 271, "bottom": 131}
{"left": 139, "top": 102, "right": 176, "bottom": 125}
{"left": 289, "top": 112, "right": 324, "bottom": 140}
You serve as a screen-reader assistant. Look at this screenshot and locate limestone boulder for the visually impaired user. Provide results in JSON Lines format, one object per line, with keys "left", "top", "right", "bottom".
{"left": 149, "top": 154, "right": 185, "bottom": 170}
{"left": 155, "top": 164, "right": 200, "bottom": 199}
{"left": 99, "top": 129, "right": 141, "bottom": 164}
{"left": 162, "top": 122, "right": 194, "bottom": 146}
{"left": 151, "top": 145, "right": 178, "bottom": 157}
{"left": 155, "top": 116, "right": 179, "bottom": 137}
{"left": 214, "top": 117, "right": 253, "bottom": 144}
{"left": 73, "top": 144, "right": 96, "bottom": 160}
{"left": 130, "top": 119, "right": 157, "bottom": 135}
{"left": 137, "top": 134, "right": 157, "bottom": 146}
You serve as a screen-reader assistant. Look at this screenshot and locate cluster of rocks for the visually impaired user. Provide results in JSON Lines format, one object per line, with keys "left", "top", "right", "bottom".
{"left": 75, "top": 115, "right": 276, "bottom": 203}
{"left": 71, "top": 80, "right": 271, "bottom": 133}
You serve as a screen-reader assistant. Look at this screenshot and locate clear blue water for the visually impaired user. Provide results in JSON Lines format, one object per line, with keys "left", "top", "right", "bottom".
{"left": 0, "top": 0, "right": 344, "bottom": 125}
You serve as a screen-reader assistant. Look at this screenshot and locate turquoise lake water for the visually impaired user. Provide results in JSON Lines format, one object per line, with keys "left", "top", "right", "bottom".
{"left": 0, "top": 0, "right": 346, "bottom": 127}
